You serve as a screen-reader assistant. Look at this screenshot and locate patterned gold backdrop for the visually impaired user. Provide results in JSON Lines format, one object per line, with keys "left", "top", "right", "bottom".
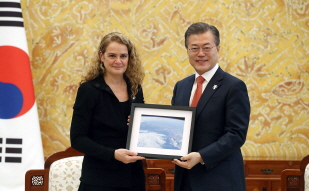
{"left": 20, "top": 0, "right": 309, "bottom": 158}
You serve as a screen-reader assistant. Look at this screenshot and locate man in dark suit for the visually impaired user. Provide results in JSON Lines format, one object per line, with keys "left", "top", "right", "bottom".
{"left": 172, "top": 22, "right": 250, "bottom": 191}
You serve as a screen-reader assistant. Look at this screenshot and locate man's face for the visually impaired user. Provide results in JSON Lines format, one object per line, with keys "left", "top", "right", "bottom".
{"left": 187, "top": 31, "right": 220, "bottom": 75}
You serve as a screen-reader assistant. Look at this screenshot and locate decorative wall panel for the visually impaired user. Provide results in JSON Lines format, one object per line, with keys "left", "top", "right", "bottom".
{"left": 21, "top": 0, "right": 309, "bottom": 158}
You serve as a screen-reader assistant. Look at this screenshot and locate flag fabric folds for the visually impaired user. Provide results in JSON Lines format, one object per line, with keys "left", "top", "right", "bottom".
{"left": 0, "top": 0, "right": 44, "bottom": 190}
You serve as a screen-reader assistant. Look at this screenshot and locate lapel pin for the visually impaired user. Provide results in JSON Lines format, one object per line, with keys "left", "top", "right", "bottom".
{"left": 213, "top": 85, "right": 218, "bottom": 90}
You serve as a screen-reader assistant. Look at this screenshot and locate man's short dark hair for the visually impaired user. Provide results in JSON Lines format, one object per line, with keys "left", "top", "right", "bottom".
{"left": 184, "top": 22, "right": 220, "bottom": 48}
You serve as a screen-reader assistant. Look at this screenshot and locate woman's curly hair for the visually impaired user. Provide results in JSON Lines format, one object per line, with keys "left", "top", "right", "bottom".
{"left": 80, "top": 32, "right": 144, "bottom": 98}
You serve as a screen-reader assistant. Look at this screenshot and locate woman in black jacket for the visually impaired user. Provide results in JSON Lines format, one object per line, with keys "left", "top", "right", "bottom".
{"left": 70, "top": 32, "right": 146, "bottom": 191}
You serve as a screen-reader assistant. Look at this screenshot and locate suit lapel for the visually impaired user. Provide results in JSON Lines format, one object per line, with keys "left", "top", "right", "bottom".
{"left": 182, "top": 75, "right": 195, "bottom": 106}
{"left": 196, "top": 67, "right": 224, "bottom": 119}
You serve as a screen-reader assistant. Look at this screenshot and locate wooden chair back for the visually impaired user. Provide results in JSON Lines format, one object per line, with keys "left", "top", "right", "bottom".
{"left": 281, "top": 155, "right": 309, "bottom": 191}
{"left": 25, "top": 147, "right": 166, "bottom": 191}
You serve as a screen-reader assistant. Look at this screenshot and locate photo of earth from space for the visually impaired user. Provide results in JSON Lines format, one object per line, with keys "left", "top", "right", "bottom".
{"left": 137, "top": 115, "right": 185, "bottom": 150}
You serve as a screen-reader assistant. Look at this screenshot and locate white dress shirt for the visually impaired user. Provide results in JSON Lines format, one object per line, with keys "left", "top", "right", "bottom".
{"left": 189, "top": 64, "right": 219, "bottom": 106}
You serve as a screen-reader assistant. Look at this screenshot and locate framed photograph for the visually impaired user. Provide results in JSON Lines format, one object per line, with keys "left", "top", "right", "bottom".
{"left": 126, "top": 103, "right": 196, "bottom": 160}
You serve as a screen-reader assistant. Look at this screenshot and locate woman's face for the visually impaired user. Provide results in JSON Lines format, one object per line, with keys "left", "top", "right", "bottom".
{"left": 100, "top": 41, "right": 129, "bottom": 77}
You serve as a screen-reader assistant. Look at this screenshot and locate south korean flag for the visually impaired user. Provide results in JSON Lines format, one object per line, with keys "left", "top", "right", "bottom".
{"left": 0, "top": 1, "right": 44, "bottom": 190}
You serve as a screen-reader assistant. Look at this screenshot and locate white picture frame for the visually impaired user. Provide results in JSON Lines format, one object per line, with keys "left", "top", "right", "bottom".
{"left": 126, "top": 103, "right": 196, "bottom": 160}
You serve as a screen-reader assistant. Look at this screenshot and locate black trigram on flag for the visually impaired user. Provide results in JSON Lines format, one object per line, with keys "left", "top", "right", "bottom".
{"left": 0, "top": 138, "right": 22, "bottom": 163}
{"left": 0, "top": 2, "right": 24, "bottom": 27}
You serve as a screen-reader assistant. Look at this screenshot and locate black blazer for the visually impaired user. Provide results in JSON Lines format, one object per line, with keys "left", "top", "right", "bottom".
{"left": 70, "top": 76, "right": 145, "bottom": 188}
{"left": 172, "top": 67, "right": 250, "bottom": 191}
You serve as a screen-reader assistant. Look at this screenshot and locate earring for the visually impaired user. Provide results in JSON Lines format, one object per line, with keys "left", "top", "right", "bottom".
{"left": 100, "top": 62, "right": 105, "bottom": 71}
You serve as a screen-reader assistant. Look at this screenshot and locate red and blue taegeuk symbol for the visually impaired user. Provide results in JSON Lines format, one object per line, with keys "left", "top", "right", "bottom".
{"left": 0, "top": 46, "right": 35, "bottom": 119}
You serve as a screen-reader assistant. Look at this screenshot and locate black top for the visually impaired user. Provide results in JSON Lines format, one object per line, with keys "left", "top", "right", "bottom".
{"left": 119, "top": 99, "right": 130, "bottom": 118}
{"left": 70, "top": 76, "right": 145, "bottom": 188}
